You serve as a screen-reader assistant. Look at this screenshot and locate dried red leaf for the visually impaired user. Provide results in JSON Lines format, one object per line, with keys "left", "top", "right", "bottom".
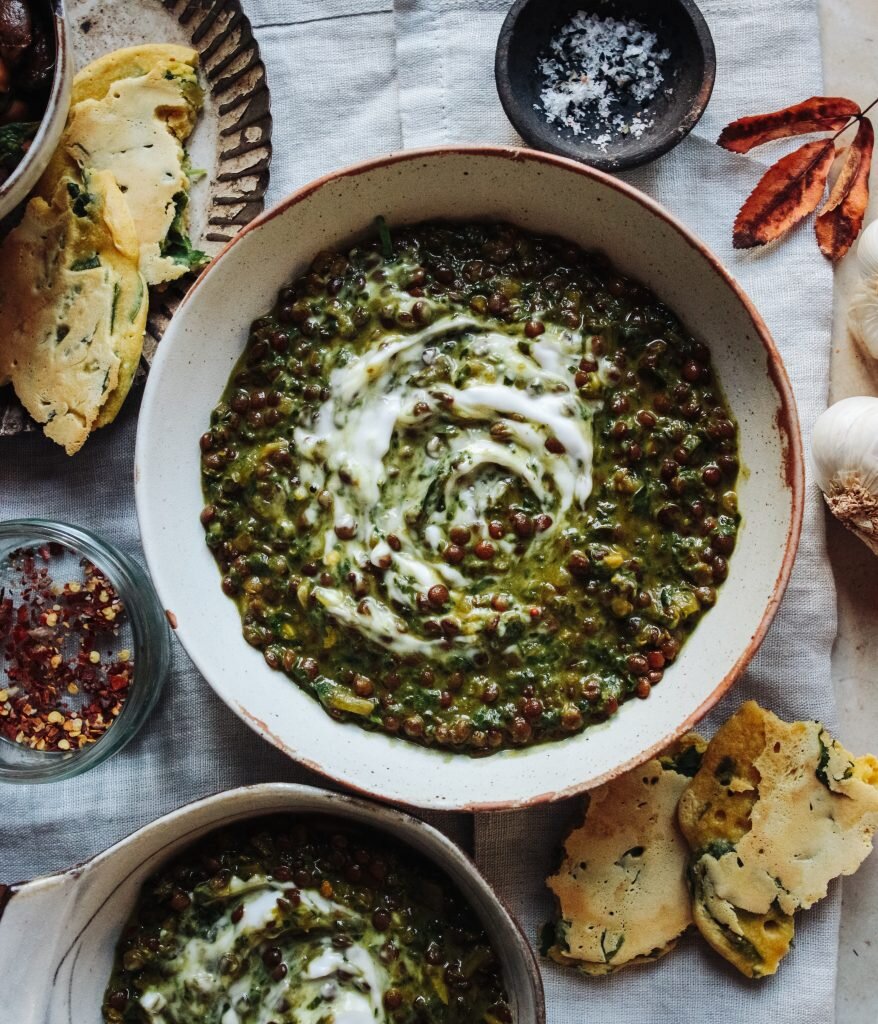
{"left": 733, "top": 140, "right": 835, "bottom": 249}
{"left": 718, "top": 96, "right": 860, "bottom": 154}
{"left": 815, "top": 117, "right": 874, "bottom": 261}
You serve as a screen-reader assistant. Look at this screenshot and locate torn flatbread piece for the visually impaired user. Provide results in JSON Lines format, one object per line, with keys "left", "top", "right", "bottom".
{"left": 39, "top": 45, "right": 205, "bottom": 286}
{"left": 68, "top": 43, "right": 201, "bottom": 109}
{"left": 0, "top": 170, "right": 147, "bottom": 453}
{"left": 545, "top": 734, "right": 706, "bottom": 975}
{"left": 678, "top": 701, "right": 878, "bottom": 978}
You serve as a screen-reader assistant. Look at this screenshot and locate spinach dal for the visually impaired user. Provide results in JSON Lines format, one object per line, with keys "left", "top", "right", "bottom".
{"left": 200, "top": 222, "right": 740, "bottom": 755}
{"left": 102, "top": 817, "right": 511, "bottom": 1023}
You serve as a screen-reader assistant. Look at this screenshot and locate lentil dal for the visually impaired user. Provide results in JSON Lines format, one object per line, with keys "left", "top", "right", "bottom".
{"left": 102, "top": 815, "right": 511, "bottom": 1023}
{"left": 200, "top": 221, "right": 740, "bottom": 755}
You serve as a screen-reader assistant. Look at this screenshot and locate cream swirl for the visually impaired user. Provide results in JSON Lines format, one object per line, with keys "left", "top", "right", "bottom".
{"left": 291, "top": 312, "right": 599, "bottom": 659}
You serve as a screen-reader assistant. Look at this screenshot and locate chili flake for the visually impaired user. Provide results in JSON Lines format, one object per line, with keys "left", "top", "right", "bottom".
{"left": 0, "top": 545, "right": 134, "bottom": 752}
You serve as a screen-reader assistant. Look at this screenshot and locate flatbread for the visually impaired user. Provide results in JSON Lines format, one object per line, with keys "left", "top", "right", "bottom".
{"left": 38, "top": 47, "right": 203, "bottom": 286}
{"left": 0, "top": 171, "right": 147, "bottom": 453}
{"left": 545, "top": 734, "right": 705, "bottom": 975}
{"left": 678, "top": 701, "right": 878, "bottom": 977}
{"left": 69, "top": 43, "right": 200, "bottom": 112}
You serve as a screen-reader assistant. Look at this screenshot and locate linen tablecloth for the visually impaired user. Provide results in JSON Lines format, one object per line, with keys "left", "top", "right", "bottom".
{"left": 0, "top": 1, "right": 839, "bottom": 1021}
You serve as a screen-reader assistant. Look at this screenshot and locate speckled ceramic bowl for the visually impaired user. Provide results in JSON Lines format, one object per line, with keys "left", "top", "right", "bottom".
{"left": 135, "top": 146, "right": 803, "bottom": 811}
{"left": 0, "top": 0, "right": 72, "bottom": 221}
{"left": 0, "top": 783, "right": 545, "bottom": 1023}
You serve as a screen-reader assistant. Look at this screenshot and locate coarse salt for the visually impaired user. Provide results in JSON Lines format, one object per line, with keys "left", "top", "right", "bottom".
{"left": 535, "top": 10, "right": 672, "bottom": 151}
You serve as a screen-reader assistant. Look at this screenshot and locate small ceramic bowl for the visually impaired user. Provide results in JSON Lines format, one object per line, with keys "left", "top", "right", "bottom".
{"left": 0, "top": 0, "right": 73, "bottom": 221}
{"left": 0, "top": 520, "right": 170, "bottom": 783}
{"left": 135, "top": 146, "right": 803, "bottom": 812}
{"left": 0, "top": 783, "right": 546, "bottom": 1023}
{"left": 495, "top": 0, "right": 716, "bottom": 172}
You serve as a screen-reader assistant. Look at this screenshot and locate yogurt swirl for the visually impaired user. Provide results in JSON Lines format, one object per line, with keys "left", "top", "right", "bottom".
{"left": 292, "top": 310, "right": 601, "bottom": 659}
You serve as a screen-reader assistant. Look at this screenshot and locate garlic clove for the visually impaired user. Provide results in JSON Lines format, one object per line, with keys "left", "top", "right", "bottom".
{"left": 849, "top": 275, "right": 878, "bottom": 362}
{"left": 812, "top": 396, "right": 878, "bottom": 557}
{"left": 850, "top": 221, "right": 878, "bottom": 362}
{"left": 856, "top": 219, "right": 878, "bottom": 281}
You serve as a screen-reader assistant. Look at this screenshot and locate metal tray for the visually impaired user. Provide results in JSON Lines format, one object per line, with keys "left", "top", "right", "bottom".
{"left": 0, "top": 0, "right": 273, "bottom": 436}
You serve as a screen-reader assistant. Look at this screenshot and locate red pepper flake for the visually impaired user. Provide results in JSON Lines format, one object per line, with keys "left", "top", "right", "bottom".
{"left": 0, "top": 548, "right": 134, "bottom": 753}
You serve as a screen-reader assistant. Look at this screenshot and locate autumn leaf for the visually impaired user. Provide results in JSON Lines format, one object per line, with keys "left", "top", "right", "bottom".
{"left": 733, "top": 140, "right": 835, "bottom": 249}
{"left": 815, "top": 117, "right": 874, "bottom": 261}
{"left": 719, "top": 96, "right": 860, "bottom": 154}
{"left": 722, "top": 94, "right": 877, "bottom": 258}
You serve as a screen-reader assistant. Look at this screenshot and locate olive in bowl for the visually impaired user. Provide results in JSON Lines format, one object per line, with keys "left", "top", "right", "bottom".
{"left": 0, "top": 0, "right": 71, "bottom": 218}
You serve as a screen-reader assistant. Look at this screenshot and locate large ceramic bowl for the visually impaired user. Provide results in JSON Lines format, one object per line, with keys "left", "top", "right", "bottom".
{"left": 0, "top": 0, "right": 72, "bottom": 221}
{"left": 135, "top": 146, "right": 803, "bottom": 811}
{"left": 0, "top": 783, "right": 544, "bottom": 1023}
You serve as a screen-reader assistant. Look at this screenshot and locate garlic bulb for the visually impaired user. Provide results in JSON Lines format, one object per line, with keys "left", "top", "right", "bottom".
{"left": 849, "top": 220, "right": 878, "bottom": 362}
{"left": 812, "top": 396, "right": 878, "bottom": 556}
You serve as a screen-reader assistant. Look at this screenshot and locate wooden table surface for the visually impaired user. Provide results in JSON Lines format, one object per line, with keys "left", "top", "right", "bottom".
{"left": 819, "top": 0, "right": 878, "bottom": 1017}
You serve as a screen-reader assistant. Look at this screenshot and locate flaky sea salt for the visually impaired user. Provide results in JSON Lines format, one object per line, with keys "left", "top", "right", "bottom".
{"left": 535, "top": 10, "right": 672, "bottom": 151}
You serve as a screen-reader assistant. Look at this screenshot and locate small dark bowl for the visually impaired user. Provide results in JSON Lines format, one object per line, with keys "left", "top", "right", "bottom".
{"left": 495, "top": 0, "right": 716, "bottom": 172}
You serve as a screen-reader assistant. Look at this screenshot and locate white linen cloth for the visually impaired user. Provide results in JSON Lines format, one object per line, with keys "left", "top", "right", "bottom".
{"left": 0, "top": 1, "right": 838, "bottom": 1020}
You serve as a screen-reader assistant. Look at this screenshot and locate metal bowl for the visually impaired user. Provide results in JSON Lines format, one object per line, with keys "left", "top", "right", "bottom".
{"left": 0, "top": 783, "right": 546, "bottom": 1023}
{"left": 0, "top": 0, "right": 72, "bottom": 221}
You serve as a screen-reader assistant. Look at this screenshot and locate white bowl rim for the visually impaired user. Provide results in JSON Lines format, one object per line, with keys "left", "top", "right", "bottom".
{"left": 135, "top": 144, "right": 804, "bottom": 810}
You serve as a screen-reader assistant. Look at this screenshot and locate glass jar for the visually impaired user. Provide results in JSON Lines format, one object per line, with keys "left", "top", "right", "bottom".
{"left": 0, "top": 520, "right": 170, "bottom": 782}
